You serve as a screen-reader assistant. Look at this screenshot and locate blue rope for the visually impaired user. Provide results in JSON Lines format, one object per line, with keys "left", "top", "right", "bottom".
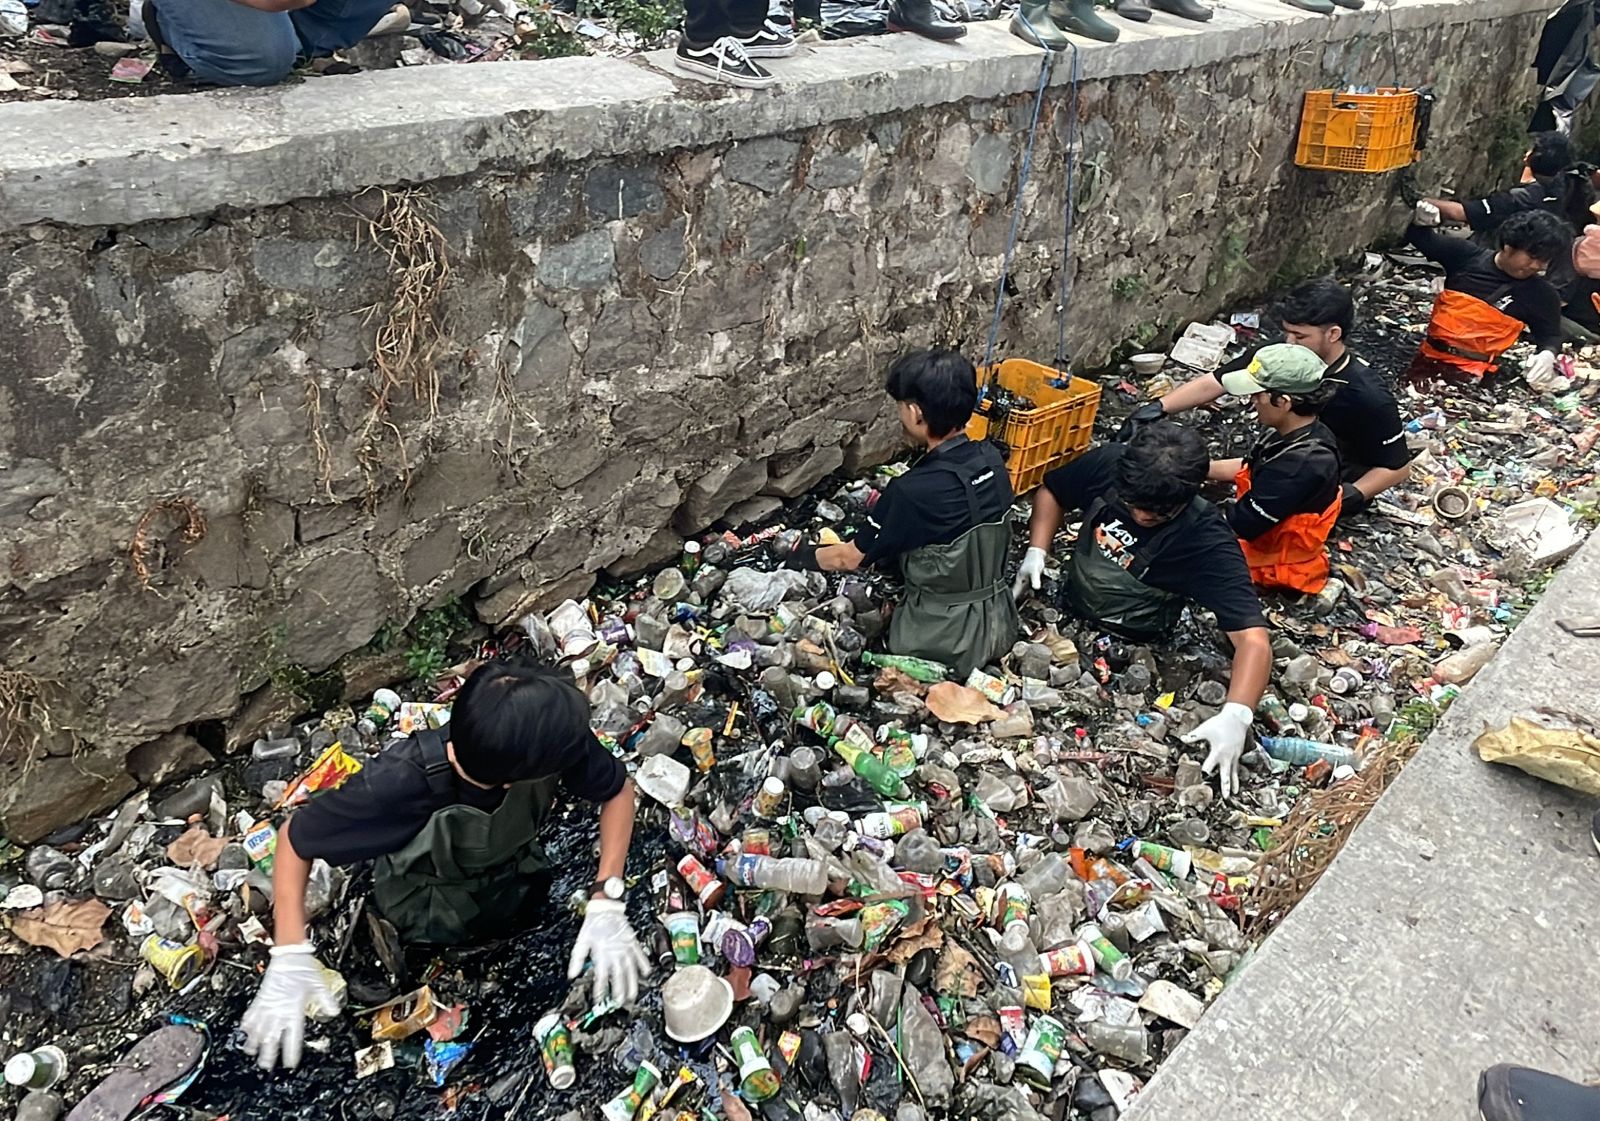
{"left": 983, "top": 42, "right": 1055, "bottom": 376}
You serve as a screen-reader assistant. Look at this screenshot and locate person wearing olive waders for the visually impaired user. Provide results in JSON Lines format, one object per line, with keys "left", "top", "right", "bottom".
{"left": 240, "top": 662, "right": 649, "bottom": 1071}
{"left": 1406, "top": 205, "right": 1571, "bottom": 388}
{"left": 1014, "top": 422, "right": 1272, "bottom": 798}
{"left": 1204, "top": 344, "right": 1343, "bottom": 596}
{"left": 787, "top": 349, "right": 1020, "bottom": 677}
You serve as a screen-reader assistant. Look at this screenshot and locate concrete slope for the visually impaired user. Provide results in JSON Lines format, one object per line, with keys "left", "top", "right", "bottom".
{"left": 1128, "top": 531, "right": 1600, "bottom": 1121}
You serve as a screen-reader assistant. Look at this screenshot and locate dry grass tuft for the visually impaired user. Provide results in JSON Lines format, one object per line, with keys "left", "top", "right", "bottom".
{"left": 1242, "top": 736, "right": 1421, "bottom": 939}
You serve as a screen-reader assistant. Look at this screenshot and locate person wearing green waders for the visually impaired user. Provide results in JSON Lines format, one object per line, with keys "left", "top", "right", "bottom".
{"left": 241, "top": 662, "right": 648, "bottom": 1070}
{"left": 787, "top": 350, "right": 1020, "bottom": 677}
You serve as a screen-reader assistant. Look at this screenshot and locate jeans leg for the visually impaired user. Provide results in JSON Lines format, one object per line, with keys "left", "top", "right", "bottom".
{"left": 151, "top": 0, "right": 298, "bottom": 85}
{"left": 726, "top": 0, "right": 766, "bottom": 34}
{"left": 682, "top": 0, "right": 725, "bottom": 45}
{"left": 289, "top": 0, "right": 396, "bottom": 54}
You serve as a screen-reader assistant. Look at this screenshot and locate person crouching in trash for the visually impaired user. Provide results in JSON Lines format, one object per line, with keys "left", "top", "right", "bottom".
{"left": 1014, "top": 421, "right": 1271, "bottom": 798}
{"left": 786, "top": 349, "right": 1020, "bottom": 677}
{"left": 241, "top": 662, "right": 649, "bottom": 1070}
{"left": 1204, "top": 344, "right": 1343, "bottom": 596}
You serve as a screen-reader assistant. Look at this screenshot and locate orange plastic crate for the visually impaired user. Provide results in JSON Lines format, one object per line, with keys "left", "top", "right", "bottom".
{"left": 966, "top": 359, "right": 1101, "bottom": 494}
{"left": 1294, "top": 88, "right": 1419, "bottom": 173}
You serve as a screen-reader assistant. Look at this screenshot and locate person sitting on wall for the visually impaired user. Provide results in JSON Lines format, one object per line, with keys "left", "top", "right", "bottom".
{"left": 785, "top": 350, "right": 1019, "bottom": 677}
{"left": 141, "top": 0, "right": 407, "bottom": 86}
{"left": 1405, "top": 206, "right": 1571, "bottom": 386}
{"left": 1123, "top": 279, "right": 1412, "bottom": 518}
{"left": 240, "top": 662, "right": 649, "bottom": 1071}
{"left": 1203, "top": 344, "right": 1344, "bottom": 596}
{"left": 1014, "top": 421, "right": 1271, "bottom": 799}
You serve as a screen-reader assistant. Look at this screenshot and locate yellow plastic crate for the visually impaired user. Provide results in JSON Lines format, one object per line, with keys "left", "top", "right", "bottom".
{"left": 1294, "top": 88, "right": 1419, "bottom": 173}
{"left": 966, "top": 359, "right": 1101, "bottom": 494}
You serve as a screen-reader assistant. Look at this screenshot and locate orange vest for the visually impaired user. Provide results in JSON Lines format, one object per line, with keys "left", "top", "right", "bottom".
{"left": 1233, "top": 465, "right": 1340, "bottom": 595}
{"left": 1417, "top": 289, "right": 1526, "bottom": 378}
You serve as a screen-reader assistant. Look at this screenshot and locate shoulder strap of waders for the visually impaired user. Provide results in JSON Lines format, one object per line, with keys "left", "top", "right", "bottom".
{"left": 414, "top": 728, "right": 458, "bottom": 801}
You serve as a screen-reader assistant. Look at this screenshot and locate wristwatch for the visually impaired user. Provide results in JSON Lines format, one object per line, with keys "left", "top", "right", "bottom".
{"left": 591, "top": 876, "right": 625, "bottom": 901}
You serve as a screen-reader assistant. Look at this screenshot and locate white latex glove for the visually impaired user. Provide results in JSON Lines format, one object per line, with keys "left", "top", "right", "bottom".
{"left": 1013, "top": 547, "right": 1048, "bottom": 599}
{"left": 568, "top": 899, "right": 651, "bottom": 1006}
{"left": 1181, "top": 701, "right": 1254, "bottom": 800}
{"left": 1413, "top": 200, "right": 1442, "bottom": 227}
{"left": 1523, "top": 350, "right": 1568, "bottom": 393}
{"left": 240, "top": 944, "right": 342, "bottom": 1071}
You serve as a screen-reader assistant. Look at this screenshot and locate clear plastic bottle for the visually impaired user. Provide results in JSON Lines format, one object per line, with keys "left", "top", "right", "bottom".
{"left": 1016, "top": 854, "right": 1070, "bottom": 899}
{"left": 807, "top": 917, "right": 865, "bottom": 951}
{"left": 721, "top": 854, "right": 829, "bottom": 895}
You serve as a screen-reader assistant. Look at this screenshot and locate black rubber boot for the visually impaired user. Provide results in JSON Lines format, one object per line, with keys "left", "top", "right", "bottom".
{"left": 1282, "top": 0, "right": 1334, "bottom": 12}
{"left": 1330, "top": 0, "right": 1363, "bottom": 9}
{"left": 1049, "top": 0, "right": 1118, "bottom": 39}
{"left": 887, "top": 0, "right": 967, "bottom": 40}
{"left": 1151, "top": 0, "right": 1211, "bottom": 19}
{"left": 1010, "top": 0, "right": 1071, "bottom": 48}
{"left": 1479, "top": 1065, "right": 1600, "bottom": 1121}
{"left": 1114, "top": 0, "right": 1151, "bottom": 21}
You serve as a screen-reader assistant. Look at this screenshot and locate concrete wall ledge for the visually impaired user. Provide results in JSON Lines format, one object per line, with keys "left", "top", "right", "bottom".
{"left": 0, "top": 0, "right": 1553, "bottom": 232}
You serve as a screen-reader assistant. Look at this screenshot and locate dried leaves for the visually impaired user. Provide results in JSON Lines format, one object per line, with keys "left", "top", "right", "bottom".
{"left": 10, "top": 898, "right": 111, "bottom": 958}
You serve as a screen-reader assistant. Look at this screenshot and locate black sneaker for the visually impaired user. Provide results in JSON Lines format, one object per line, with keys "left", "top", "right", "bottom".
{"left": 675, "top": 36, "right": 775, "bottom": 89}
{"left": 1479, "top": 1064, "right": 1600, "bottom": 1121}
{"left": 737, "top": 18, "right": 797, "bottom": 57}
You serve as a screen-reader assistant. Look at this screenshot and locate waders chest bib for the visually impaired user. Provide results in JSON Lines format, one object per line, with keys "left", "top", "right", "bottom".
{"left": 370, "top": 730, "right": 555, "bottom": 945}
{"left": 887, "top": 441, "right": 1019, "bottom": 677}
{"left": 1418, "top": 288, "right": 1526, "bottom": 378}
{"left": 1233, "top": 462, "right": 1340, "bottom": 595}
{"left": 1061, "top": 498, "right": 1189, "bottom": 642}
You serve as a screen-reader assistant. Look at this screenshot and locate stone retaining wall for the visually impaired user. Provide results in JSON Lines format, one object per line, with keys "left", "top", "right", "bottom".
{"left": 0, "top": 0, "right": 1557, "bottom": 838}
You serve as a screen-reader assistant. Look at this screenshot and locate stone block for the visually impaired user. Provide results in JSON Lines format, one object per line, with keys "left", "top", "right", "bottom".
{"left": 639, "top": 218, "right": 688, "bottom": 281}
{"left": 279, "top": 548, "right": 392, "bottom": 670}
{"left": 338, "top": 646, "right": 412, "bottom": 702}
{"left": 0, "top": 460, "right": 66, "bottom": 522}
{"left": 763, "top": 442, "right": 844, "bottom": 498}
{"left": 673, "top": 454, "right": 769, "bottom": 533}
{"left": 807, "top": 150, "right": 865, "bottom": 191}
{"left": 403, "top": 524, "right": 464, "bottom": 589}
{"left": 724, "top": 138, "right": 801, "bottom": 193}
{"left": 584, "top": 162, "right": 665, "bottom": 220}
{"left": 538, "top": 230, "right": 616, "bottom": 290}
{"left": 586, "top": 299, "right": 662, "bottom": 372}
{"left": 723, "top": 494, "right": 784, "bottom": 528}
{"left": 126, "top": 731, "right": 214, "bottom": 787}
{"left": 251, "top": 239, "right": 380, "bottom": 298}
{"left": 605, "top": 523, "right": 685, "bottom": 578}
{"left": 1, "top": 751, "right": 137, "bottom": 844}
{"left": 513, "top": 298, "right": 577, "bottom": 393}
{"left": 226, "top": 682, "right": 311, "bottom": 754}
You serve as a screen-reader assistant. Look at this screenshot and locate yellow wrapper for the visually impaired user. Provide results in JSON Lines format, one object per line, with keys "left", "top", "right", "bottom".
{"left": 280, "top": 742, "right": 363, "bottom": 807}
{"left": 1021, "top": 973, "right": 1052, "bottom": 1012}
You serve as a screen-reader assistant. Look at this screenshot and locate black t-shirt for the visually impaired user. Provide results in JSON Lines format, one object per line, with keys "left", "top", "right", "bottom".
{"left": 1462, "top": 178, "right": 1563, "bottom": 232}
{"left": 1042, "top": 445, "right": 1267, "bottom": 633}
{"left": 288, "top": 728, "right": 626, "bottom": 866}
{"left": 1224, "top": 421, "right": 1342, "bottom": 541}
{"left": 1407, "top": 223, "right": 1564, "bottom": 351}
{"left": 855, "top": 436, "right": 1013, "bottom": 566}
{"left": 1215, "top": 350, "right": 1410, "bottom": 477}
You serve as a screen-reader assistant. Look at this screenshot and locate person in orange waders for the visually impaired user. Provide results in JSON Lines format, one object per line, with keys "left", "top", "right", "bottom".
{"left": 1206, "top": 344, "right": 1343, "bottom": 596}
{"left": 1406, "top": 206, "right": 1571, "bottom": 388}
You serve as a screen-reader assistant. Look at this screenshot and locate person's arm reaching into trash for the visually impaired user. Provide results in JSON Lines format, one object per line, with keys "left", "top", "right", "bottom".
{"left": 1014, "top": 446, "right": 1118, "bottom": 597}
{"left": 240, "top": 822, "right": 341, "bottom": 1071}
{"left": 1344, "top": 462, "right": 1412, "bottom": 512}
{"left": 1421, "top": 197, "right": 1468, "bottom": 225}
{"left": 1206, "top": 457, "right": 1243, "bottom": 484}
{"left": 1406, "top": 218, "right": 1480, "bottom": 274}
{"left": 1182, "top": 625, "right": 1270, "bottom": 799}
{"left": 569, "top": 778, "right": 650, "bottom": 1006}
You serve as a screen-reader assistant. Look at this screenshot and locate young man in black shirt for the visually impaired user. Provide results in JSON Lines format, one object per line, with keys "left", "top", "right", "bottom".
{"left": 1133, "top": 279, "right": 1411, "bottom": 515}
{"left": 1015, "top": 422, "right": 1271, "bottom": 798}
{"left": 1206, "top": 344, "right": 1343, "bottom": 595}
{"left": 1405, "top": 207, "right": 1571, "bottom": 385}
{"left": 241, "top": 663, "right": 647, "bottom": 1071}
{"left": 790, "top": 350, "right": 1018, "bottom": 675}
{"left": 1417, "top": 133, "right": 1588, "bottom": 233}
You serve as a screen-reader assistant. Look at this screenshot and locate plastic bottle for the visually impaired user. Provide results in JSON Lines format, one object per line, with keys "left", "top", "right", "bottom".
{"left": 807, "top": 916, "right": 865, "bottom": 951}
{"left": 1258, "top": 735, "right": 1358, "bottom": 768}
{"left": 1016, "top": 853, "right": 1070, "bottom": 899}
{"left": 251, "top": 736, "right": 300, "bottom": 761}
{"left": 721, "top": 854, "right": 829, "bottom": 895}
{"left": 998, "top": 922, "right": 1038, "bottom": 979}
{"left": 824, "top": 1030, "right": 862, "bottom": 1115}
{"left": 358, "top": 689, "right": 402, "bottom": 735}
{"left": 786, "top": 746, "right": 822, "bottom": 790}
{"left": 1081, "top": 1020, "right": 1150, "bottom": 1063}
{"left": 859, "top": 652, "right": 951, "bottom": 683}
{"left": 829, "top": 737, "right": 910, "bottom": 799}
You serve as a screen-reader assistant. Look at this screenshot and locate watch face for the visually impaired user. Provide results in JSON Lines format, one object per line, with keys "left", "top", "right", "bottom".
{"left": 604, "top": 877, "right": 625, "bottom": 899}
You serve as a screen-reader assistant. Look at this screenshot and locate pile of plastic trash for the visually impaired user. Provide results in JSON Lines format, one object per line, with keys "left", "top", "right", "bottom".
{"left": 0, "top": 254, "right": 1595, "bottom": 1121}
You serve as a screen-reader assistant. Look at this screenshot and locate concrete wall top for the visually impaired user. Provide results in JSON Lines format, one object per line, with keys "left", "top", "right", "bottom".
{"left": 0, "top": 0, "right": 1553, "bottom": 231}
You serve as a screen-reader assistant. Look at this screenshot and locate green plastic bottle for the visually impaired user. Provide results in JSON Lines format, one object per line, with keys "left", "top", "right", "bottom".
{"left": 830, "top": 737, "right": 911, "bottom": 799}
{"left": 860, "top": 652, "right": 951, "bottom": 683}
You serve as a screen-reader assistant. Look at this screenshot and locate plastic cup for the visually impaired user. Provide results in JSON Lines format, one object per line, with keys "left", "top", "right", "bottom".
{"left": 664, "top": 911, "right": 701, "bottom": 965}
{"left": 533, "top": 1012, "right": 577, "bottom": 1090}
{"left": 1016, "top": 1015, "right": 1067, "bottom": 1087}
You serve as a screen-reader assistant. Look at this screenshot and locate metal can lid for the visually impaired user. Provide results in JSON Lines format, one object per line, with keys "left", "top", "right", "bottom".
{"left": 4, "top": 1054, "right": 36, "bottom": 1086}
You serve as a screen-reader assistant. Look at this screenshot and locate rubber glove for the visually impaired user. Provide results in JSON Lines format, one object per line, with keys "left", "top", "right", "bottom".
{"left": 1522, "top": 350, "right": 1568, "bottom": 393}
{"left": 240, "top": 943, "right": 343, "bottom": 1071}
{"left": 568, "top": 899, "right": 651, "bottom": 1006}
{"left": 1339, "top": 481, "right": 1368, "bottom": 517}
{"left": 1181, "top": 701, "right": 1253, "bottom": 800}
{"left": 1115, "top": 400, "right": 1167, "bottom": 443}
{"left": 1412, "top": 200, "right": 1442, "bottom": 227}
{"left": 1013, "top": 546, "right": 1048, "bottom": 599}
